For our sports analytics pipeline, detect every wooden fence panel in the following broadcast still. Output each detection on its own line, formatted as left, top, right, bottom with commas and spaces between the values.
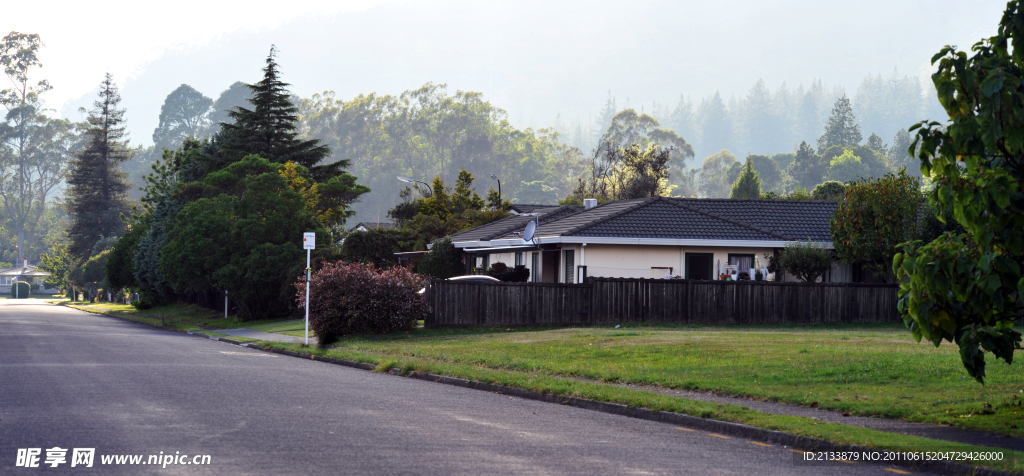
426, 278, 902, 327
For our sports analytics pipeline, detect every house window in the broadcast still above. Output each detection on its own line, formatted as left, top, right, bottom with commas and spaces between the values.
475, 254, 489, 274
531, 252, 539, 282
515, 252, 523, 266
564, 250, 575, 283
728, 254, 755, 278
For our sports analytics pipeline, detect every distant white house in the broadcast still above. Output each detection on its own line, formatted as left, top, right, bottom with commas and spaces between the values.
0, 263, 56, 294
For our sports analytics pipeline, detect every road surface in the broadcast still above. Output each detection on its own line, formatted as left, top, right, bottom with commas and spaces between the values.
0, 299, 932, 475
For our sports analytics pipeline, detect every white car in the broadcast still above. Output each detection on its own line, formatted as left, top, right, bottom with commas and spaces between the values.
418, 275, 501, 294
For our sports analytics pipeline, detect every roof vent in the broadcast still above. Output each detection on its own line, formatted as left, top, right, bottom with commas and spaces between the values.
584, 198, 598, 209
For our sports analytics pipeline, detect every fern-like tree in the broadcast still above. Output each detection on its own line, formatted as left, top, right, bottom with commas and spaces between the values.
66, 73, 133, 260
729, 158, 761, 199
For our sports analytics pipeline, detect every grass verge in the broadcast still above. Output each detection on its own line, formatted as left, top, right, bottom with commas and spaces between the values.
258, 339, 1023, 474
277, 324, 1024, 438
62, 302, 296, 332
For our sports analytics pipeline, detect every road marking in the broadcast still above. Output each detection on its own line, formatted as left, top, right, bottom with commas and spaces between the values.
788, 449, 807, 454
747, 441, 773, 447
883, 469, 911, 474
707, 433, 731, 439
674, 427, 696, 432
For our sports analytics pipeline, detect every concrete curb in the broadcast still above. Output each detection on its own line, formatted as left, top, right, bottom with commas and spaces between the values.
245, 342, 1018, 476
58, 304, 1020, 476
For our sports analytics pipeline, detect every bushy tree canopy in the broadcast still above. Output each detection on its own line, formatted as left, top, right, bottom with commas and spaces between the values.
894, 2, 1024, 382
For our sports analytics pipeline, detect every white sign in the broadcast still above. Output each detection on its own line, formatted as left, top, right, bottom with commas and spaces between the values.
303, 232, 316, 250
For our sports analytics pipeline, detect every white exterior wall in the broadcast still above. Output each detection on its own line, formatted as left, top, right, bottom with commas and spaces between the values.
574, 244, 683, 279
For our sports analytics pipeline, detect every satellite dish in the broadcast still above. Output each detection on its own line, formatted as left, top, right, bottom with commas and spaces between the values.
523, 221, 537, 241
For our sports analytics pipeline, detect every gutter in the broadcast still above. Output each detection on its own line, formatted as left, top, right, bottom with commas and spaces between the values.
454, 237, 832, 249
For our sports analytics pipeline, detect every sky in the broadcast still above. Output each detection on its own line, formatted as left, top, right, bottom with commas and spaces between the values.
2, 0, 1007, 146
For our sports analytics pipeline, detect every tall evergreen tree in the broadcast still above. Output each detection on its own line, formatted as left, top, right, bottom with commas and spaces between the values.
817, 95, 862, 153
787, 140, 826, 190
217, 46, 336, 181
66, 73, 133, 260
730, 158, 761, 199
699, 92, 732, 156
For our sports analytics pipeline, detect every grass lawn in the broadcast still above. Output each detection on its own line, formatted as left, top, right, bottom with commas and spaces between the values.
63, 302, 296, 332
262, 330, 1024, 474
280, 323, 1024, 439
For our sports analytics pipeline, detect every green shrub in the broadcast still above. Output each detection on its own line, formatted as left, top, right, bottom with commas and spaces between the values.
811, 181, 846, 201
298, 261, 428, 344
417, 236, 463, 279
10, 282, 30, 298
778, 240, 833, 283
487, 262, 530, 282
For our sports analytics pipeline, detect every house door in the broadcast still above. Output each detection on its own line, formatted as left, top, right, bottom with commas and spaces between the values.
685, 253, 713, 280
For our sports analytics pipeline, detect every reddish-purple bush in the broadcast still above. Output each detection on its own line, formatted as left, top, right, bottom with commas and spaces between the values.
296, 262, 428, 343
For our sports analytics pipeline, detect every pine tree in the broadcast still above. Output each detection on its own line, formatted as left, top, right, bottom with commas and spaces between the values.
787, 141, 826, 190
66, 73, 133, 260
730, 158, 761, 199
817, 95, 862, 153
217, 46, 336, 181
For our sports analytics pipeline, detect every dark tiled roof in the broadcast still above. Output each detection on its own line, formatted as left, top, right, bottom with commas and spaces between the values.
510, 204, 558, 214
455, 197, 837, 243
450, 205, 584, 242
671, 198, 837, 241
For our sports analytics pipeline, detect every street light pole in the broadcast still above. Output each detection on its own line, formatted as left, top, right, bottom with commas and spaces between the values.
397, 176, 433, 198
489, 174, 502, 208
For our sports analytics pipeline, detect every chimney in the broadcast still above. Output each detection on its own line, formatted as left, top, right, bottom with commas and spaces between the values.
584, 198, 598, 209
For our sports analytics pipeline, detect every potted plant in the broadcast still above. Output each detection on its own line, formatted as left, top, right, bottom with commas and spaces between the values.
754, 257, 763, 281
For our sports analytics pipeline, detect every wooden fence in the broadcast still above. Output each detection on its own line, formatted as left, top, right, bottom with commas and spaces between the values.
425, 277, 901, 327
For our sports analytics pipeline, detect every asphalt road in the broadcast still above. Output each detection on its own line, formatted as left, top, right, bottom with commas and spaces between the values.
0, 299, 935, 475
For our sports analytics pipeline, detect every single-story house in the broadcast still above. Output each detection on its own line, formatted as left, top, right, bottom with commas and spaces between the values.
447, 197, 852, 283
0, 263, 54, 294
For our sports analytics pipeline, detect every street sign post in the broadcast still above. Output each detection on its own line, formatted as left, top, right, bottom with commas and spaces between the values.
303, 232, 315, 345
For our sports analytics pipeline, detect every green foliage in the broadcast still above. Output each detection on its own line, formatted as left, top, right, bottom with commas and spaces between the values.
514, 180, 559, 204
486, 262, 530, 282
341, 227, 417, 268
160, 156, 325, 320
485, 187, 511, 211
817, 95, 862, 153
729, 158, 761, 199
153, 84, 212, 151
105, 222, 148, 290
300, 261, 428, 343
778, 240, 832, 283
825, 149, 870, 183
810, 181, 846, 201
66, 73, 133, 260
788, 141, 826, 191
134, 198, 181, 305
893, 2, 1024, 383
39, 242, 71, 292
218, 47, 335, 181
746, 155, 782, 192
10, 281, 29, 298
417, 236, 464, 279
698, 149, 739, 198
0, 32, 75, 266
831, 170, 920, 282
568, 143, 675, 201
